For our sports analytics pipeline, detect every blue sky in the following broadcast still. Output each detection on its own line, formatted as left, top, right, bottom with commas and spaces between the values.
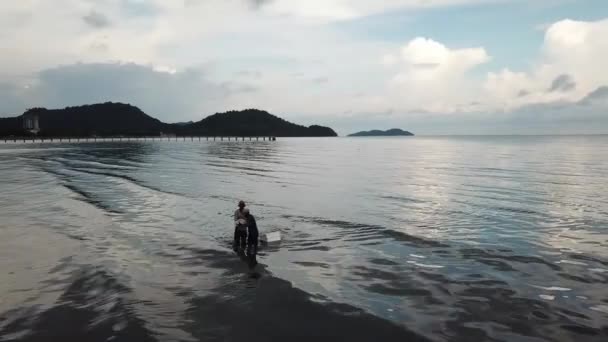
0, 0, 607, 134
336, 0, 606, 72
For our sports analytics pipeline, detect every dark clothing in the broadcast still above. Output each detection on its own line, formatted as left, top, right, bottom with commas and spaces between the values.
247, 214, 258, 246
246, 214, 259, 256
233, 227, 247, 250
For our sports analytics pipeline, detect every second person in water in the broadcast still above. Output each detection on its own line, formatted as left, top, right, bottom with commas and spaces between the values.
233, 200, 259, 255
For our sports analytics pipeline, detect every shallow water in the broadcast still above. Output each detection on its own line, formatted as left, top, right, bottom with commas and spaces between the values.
1, 136, 607, 342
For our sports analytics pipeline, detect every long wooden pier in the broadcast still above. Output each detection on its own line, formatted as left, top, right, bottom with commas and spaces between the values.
1, 136, 277, 144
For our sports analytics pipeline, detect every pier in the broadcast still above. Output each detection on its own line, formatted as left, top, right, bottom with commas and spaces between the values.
1, 136, 277, 144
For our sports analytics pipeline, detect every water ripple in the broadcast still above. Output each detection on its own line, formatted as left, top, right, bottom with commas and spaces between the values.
1, 137, 608, 342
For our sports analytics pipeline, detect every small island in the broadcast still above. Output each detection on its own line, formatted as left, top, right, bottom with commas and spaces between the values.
348, 128, 414, 137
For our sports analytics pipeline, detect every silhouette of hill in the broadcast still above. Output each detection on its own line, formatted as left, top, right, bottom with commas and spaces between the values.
174, 109, 337, 137
0, 117, 21, 136
0, 103, 337, 137
348, 128, 414, 137
29, 103, 167, 137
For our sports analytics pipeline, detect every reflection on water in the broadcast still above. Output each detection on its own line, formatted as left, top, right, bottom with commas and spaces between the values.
1, 136, 608, 342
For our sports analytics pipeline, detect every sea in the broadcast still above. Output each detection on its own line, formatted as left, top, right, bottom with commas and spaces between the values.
0, 136, 607, 342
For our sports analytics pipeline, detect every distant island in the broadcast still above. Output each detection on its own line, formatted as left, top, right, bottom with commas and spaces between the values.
348, 128, 414, 137
0, 102, 337, 137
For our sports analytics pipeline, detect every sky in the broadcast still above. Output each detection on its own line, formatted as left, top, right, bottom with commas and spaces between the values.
0, 0, 607, 135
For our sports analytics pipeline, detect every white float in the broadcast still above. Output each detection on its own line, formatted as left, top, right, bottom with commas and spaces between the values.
261, 231, 282, 243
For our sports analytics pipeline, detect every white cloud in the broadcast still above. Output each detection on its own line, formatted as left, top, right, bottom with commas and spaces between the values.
484, 18, 608, 110
395, 37, 490, 82
259, 0, 498, 21
379, 38, 490, 113
377, 17, 608, 116
0, 63, 240, 121
0, 1, 607, 134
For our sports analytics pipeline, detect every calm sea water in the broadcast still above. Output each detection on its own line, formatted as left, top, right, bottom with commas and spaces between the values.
1, 136, 607, 342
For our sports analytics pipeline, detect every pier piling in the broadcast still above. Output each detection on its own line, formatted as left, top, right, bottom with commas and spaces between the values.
1, 135, 277, 144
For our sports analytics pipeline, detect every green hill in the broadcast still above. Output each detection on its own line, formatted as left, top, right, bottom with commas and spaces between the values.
0, 103, 337, 137
348, 128, 414, 137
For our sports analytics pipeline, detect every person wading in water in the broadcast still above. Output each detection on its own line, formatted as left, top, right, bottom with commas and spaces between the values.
233, 200, 248, 251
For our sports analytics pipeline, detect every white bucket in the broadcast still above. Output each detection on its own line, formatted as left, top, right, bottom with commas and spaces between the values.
261, 231, 282, 243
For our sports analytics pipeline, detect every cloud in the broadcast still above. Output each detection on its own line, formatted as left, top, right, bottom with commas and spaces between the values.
0, 83, 27, 116
220, 81, 260, 94
236, 70, 263, 79
0, 1, 607, 134
397, 37, 490, 79
579, 86, 608, 105
257, 0, 498, 21
484, 18, 608, 110
322, 87, 608, 135
517, 90, 530, 98
249, 0, 273, 10
381, 37, 490, 113
12, 63, 244, 122
311, 76, 329, 84
548, 74, 576, 92
82, 10, 110, 28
